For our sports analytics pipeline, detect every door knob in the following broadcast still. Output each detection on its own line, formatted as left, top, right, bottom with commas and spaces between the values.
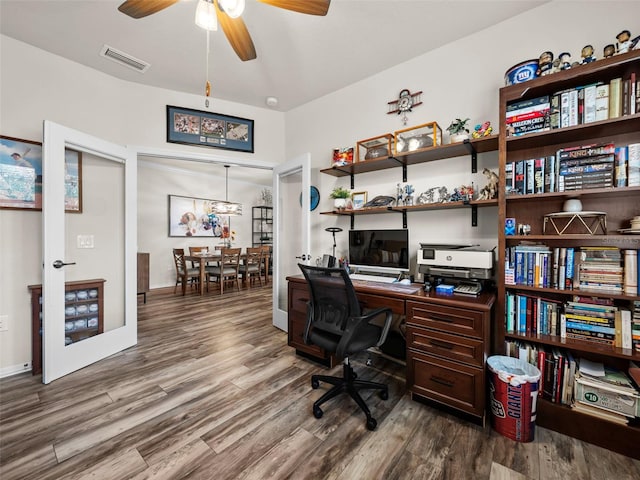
53, 260, 76, 269
295, 254, 308, 261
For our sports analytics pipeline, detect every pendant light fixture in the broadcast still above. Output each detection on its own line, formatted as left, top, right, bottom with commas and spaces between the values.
212, 165, 243, 216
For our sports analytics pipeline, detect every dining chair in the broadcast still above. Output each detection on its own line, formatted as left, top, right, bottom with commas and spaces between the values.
240, 247, 263, 287
188, 246, 212, 290
172, 248, 202, 295
208, 247, 241, 294
259, 244, 271, 283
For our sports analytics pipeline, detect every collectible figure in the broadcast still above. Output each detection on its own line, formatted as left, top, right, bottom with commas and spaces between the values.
472, 121, 493, 138
538, 51, 554, 75
477, 168, 499, 200
558, 52, 572, 70
616, 30, 631, 54
396, 183, 404, 206
580, 45, 596, 64
404, 184, 415, 206
551, 57, 561, 74
603, 44, 616, 58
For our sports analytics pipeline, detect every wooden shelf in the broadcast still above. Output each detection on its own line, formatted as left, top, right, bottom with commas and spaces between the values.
321, 199, 498, 216
505, 332, 640, 361
320, 135, 498, 177
504, 283, 640, 302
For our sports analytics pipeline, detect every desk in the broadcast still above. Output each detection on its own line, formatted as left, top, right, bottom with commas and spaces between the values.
186, 250, 270, 295
287, 275, 495, 423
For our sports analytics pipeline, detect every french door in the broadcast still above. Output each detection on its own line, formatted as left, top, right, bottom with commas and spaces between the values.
42, 121, 137, 383
272, 153, 311, 331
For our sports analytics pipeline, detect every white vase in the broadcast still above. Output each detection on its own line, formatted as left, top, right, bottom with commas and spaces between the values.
450, 133, 469, 144
333, 198, 347, 210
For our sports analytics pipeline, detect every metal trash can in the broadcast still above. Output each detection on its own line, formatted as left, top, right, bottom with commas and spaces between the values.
488, 355, 541, 442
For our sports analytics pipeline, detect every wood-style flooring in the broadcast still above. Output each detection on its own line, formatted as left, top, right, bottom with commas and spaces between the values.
1, 285, 639, 479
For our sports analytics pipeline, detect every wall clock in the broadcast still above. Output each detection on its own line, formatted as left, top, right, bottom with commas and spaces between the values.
299, 186, 320, 211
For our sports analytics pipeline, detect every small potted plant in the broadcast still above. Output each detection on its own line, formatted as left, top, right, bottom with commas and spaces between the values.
446, 118, 470, 143
329, 186, 351, 210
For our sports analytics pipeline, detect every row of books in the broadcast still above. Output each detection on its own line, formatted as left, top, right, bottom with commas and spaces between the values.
504, 245, 639, 296
505, 292, 635, 348
504, 344, 640, 422
505, 72, 640, 137
505, 142, 640, 194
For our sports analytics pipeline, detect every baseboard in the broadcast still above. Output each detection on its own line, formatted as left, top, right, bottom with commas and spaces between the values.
0, 361, 32, 379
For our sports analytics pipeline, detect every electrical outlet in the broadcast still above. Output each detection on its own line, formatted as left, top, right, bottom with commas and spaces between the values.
0, 315, 8, 332
77, 234, 94, 249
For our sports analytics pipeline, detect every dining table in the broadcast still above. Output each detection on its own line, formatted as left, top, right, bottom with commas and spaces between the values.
185, 249, 270, 295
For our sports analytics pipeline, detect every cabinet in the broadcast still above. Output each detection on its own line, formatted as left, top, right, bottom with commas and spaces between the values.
28, 279, 105, 375
287, 276, 494, 422
137, 252, 149, 303
320, 136, 498, 228
497, 50, 640, 458
252, 206, 273, 246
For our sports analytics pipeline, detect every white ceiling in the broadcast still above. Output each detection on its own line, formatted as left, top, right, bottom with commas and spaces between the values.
0, 0, 549, 112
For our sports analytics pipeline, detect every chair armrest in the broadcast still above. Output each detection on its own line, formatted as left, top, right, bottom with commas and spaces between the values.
336, 307, 393, 359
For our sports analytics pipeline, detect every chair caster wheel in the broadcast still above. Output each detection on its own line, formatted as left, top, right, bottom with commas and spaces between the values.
311, 379, 319, 389
379, 390, 389, 400
366, 417, 377, 431
313, 406, 323, 419
351, 372, 358, 380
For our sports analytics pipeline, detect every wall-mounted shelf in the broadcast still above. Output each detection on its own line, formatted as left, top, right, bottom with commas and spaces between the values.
320, 198, 498, 229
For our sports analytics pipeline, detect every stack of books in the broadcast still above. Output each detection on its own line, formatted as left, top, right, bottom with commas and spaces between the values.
505, 95, 550, 137
634, 301, 640, 352
576, 247, 623, 294
557, 142, 615, 191
562, 296, 618, 345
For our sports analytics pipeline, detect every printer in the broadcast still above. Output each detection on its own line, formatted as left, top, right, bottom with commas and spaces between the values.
417, 244, 495, 294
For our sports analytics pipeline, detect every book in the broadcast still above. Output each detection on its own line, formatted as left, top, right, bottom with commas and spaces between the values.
615, 147, 628, 187
557, 142, 615, 160
624, 250, 638, 296
582, 83, 598, 123
628, 143, 640, 187
595, 83, 609, 120
609, 77, 622, 119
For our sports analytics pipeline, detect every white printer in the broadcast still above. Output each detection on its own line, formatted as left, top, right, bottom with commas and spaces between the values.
418, 244, 495, 294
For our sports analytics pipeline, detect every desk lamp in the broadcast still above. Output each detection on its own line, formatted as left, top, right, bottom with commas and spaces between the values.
325, 227, 343, 259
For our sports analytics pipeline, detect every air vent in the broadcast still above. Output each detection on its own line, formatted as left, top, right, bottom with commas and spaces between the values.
100, 44, 150, 73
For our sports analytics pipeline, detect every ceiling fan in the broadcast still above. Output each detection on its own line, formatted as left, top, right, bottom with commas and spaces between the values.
117, 0, 331, 61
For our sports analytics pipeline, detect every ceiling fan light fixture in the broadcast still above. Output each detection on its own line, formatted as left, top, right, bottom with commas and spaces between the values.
218, 0, 245, 18
195, 0, 218, 31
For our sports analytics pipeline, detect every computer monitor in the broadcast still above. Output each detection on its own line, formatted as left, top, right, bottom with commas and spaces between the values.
348, 229, 409, 274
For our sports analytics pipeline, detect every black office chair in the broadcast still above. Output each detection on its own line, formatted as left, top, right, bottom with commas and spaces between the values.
298, 263, 393, 430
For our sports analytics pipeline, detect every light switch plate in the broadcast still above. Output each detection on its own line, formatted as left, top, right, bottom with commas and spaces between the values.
77, 235, 94, 248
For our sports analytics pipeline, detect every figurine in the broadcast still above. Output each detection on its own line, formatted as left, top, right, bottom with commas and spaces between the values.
538, 51, 554, 75
404, 184, 415, 206
616, 30, 632, 54
580, 44, 596, 64
477, 168, 499, 200
558, 52, 572, 70
396, 183, 405, 206
551, 57, 561, 74
603, 44, 616, 58
472, 121, 493, 138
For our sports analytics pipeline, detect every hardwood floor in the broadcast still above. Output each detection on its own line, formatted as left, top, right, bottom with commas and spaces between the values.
1, 285, 639, 479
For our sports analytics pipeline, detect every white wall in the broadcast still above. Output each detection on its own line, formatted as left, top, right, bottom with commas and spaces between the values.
285, 1, 639, 268
0, 35, 285, 375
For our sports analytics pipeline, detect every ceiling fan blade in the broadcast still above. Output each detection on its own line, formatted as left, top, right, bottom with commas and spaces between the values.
257, 0, 330, 16
118, 0, 179, 19
215, 0, 257, 61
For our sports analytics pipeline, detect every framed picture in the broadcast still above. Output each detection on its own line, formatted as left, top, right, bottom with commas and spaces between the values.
0, 135, 82, 212
166, 105, 254, 153
352, 191, 368, 210
168, 194, 236, 238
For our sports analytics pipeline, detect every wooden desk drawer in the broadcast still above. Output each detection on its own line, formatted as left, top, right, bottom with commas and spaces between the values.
289, 285, 310, 315
289, 315, 324, 357
407, 350, 484, 417
406, 325, 484, 367
407, 301, 484, 338
357, 293, 404, 315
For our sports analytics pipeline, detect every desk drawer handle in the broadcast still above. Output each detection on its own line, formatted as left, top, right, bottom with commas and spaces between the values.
429, 315, 453, 323
430, 376, 454, 388
430, 339, 453, 350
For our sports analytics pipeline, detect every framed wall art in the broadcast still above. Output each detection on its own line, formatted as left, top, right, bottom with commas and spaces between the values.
168, 194, 236, 238
0, 135, 82, 212
166, 105, 254, 153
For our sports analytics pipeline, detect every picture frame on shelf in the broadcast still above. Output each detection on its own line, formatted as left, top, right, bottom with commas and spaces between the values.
166, 105, 254, 153
332, 147, 354, 167
0, 135, 83, 212
351, 191, 367, 210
